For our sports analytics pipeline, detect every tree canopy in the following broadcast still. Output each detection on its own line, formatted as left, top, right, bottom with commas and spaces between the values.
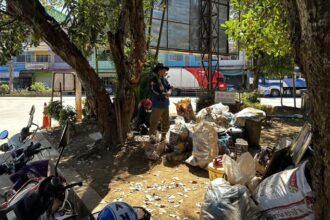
224, 0, 292, 59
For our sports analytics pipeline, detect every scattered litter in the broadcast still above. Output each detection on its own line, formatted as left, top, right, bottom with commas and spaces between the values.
129, 182, 144, 191
168, 195, 176, 200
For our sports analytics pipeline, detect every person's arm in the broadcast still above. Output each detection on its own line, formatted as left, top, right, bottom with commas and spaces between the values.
165, 79, 173, 97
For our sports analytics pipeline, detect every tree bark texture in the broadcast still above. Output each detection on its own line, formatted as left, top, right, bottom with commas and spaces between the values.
108, 0, 146, 139
284, 0, 330, 219
7, 0, 119, 145
252, 57, 262, 90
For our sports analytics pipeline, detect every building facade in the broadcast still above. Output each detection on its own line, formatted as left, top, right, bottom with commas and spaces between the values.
0, 43, 117, 90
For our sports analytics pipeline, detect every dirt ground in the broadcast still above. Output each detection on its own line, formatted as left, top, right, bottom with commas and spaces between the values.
42, 108, 305, 220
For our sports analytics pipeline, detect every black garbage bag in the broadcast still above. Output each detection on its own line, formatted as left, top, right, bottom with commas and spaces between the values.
200, 179, 263, 220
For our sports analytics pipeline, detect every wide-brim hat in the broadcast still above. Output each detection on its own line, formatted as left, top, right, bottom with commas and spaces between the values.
153, 63, 169, 73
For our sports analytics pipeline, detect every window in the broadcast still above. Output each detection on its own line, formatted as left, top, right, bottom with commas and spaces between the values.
25, 53, 32, 62
195, 56, 201, 62
168, 55, 183, 62
36, 55, 49, 62
16, 54, 25, 62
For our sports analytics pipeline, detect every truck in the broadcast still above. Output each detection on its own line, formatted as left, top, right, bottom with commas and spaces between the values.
257, 78, 307, 97
166, 67, 227, 96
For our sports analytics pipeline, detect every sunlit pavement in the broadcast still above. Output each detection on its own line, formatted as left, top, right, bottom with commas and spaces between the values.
259, 97, 301, 108
0, 96, 300, 139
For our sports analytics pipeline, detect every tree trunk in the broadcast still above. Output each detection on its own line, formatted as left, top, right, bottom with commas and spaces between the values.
8, 59, 14, 93
108, 0, 146, 140
284, 0, 330, 219
279, 75, 283, 106
252, 57, 261, 90
7, 0, 119, 145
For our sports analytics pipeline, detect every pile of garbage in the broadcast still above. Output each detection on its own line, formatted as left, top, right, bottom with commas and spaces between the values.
164, 101, 266, 166
138, 99, 314, 219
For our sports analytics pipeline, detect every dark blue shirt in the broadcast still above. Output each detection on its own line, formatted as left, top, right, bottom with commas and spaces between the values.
150, 74, 172, 108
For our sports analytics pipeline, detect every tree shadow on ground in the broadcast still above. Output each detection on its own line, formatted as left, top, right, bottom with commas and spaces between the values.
43, 125, 162, 197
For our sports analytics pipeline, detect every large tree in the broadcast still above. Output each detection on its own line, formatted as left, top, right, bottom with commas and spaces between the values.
224, 0, 293, 89
284, 0, 330, 218
2, 0, 146, 146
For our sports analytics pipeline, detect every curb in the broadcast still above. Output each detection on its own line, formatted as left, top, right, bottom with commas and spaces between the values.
34, 133, 106, 219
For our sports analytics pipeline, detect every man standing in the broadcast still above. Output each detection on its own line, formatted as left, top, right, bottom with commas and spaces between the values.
149, 63, 172, 141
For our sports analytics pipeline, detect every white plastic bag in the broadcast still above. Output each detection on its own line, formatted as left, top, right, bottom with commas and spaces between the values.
185, 121, 218, 169
166, 116, 188, 146
223, 153, 256, 185
232, 107, 266, 127
253, 161, 314, 220
196, 103, 231, 127
200, 178, 262, 220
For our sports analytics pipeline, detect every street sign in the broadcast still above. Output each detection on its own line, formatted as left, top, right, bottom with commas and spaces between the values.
215, 91, 236, 104
53, 72, 75, 92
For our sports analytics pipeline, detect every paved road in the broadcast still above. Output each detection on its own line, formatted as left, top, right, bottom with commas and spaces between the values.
0, 97, 76, 138
259, 97, 302, 108
0, 96, 192, 137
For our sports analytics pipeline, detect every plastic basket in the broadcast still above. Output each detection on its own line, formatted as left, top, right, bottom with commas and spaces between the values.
208, 162, 225, 181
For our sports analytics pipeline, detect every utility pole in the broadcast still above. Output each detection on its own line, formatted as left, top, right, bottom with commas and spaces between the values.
155, 0, 167, 61
200, 0, 222, 91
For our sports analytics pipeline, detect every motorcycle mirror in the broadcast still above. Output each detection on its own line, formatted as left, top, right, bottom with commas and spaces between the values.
0, 130, 8, 140
54, 121, 70, 176
27, 105, 35, 128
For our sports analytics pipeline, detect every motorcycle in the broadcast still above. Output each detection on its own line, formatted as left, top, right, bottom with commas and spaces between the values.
0, 142, 51, 198
0, 121, 82, 220
0, 105, 40, 152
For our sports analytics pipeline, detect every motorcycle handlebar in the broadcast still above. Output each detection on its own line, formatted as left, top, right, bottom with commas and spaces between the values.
23, 143, 44, 157
65, 181, 83, 190
45, 177, 82, 195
